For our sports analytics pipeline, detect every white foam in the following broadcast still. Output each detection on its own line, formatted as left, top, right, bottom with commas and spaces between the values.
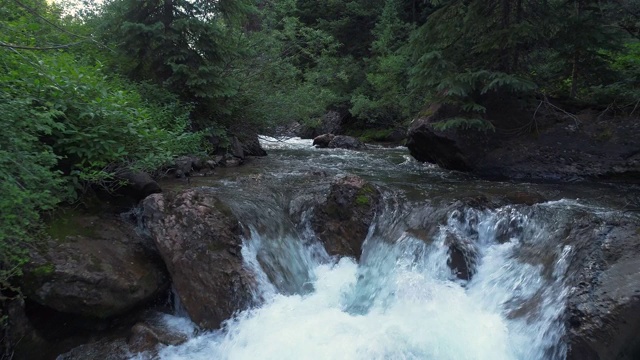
153, 207, 569, 360
258, 136, 313, 150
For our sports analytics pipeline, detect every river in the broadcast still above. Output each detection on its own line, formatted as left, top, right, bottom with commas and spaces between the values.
141, 137, 638, 360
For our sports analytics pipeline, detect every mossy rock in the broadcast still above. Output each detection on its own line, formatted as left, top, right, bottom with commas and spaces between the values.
23, 215, 169, 319
312, 175, 382, 259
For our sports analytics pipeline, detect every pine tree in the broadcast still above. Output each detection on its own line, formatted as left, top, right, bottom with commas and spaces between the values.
102, 0, 253, 124
407, 0, 631, 129
350, 0, 417, 127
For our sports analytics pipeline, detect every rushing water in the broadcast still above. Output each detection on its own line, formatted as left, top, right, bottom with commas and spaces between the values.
140, 137, 637, 360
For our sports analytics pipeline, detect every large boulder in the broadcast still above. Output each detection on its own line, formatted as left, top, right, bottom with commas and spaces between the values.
141, 188, 255, 329
230, 136, 246, 159
312, 134, 335, 148
239, 134, 268, 157
444, 230, 478, 281
127, 320, 189, 354
565, 216, 640, 359
113, 170, 162, 202
311, 175, 381, 259
406, 104, 499, 171
230, 124, 267, 157
407, 103, 640, 182
206, 123, 267, 157
54, 313, 193, 360
328, 135, 366, 150
313, 134, 367, 150
57, 339, 130, 360
22, 215, 169, 319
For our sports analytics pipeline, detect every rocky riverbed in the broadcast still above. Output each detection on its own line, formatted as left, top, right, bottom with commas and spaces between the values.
6, 137, 639, 360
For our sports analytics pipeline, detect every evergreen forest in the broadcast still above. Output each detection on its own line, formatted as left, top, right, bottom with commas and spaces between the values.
1, 0, 639, 302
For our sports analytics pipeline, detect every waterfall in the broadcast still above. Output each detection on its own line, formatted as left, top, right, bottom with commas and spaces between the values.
151, 200, 572, 360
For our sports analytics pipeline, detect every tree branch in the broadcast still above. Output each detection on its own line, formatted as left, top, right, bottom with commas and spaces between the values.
12, 0, 88, 39
0, 40, 86, 50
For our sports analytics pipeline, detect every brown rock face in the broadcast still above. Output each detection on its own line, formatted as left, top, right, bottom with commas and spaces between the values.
312, 175, 381, 259
22, 216, 169, 319
142, 188, 255, 329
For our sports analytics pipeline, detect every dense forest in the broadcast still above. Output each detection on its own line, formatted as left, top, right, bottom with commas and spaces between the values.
1, 0, 639, 308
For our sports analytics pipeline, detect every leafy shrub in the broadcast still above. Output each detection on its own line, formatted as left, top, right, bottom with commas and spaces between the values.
0, 46, 202, 296
0, 94, 66, 295
2, 51, 203, 190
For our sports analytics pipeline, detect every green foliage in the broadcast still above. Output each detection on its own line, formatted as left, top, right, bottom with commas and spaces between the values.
216, 0, 344, 131
355, 195, 371, 206
296, 0, 383, 59
0, 93, 65, 295
98, 0, 254, 126
0, 0, 205, 296
2, 51, 202, 186
586, 41, 640, 105
350, 128, 395, 143
407, 0, 635, 129
350, 0, 418, 127
0, 0, 67, 294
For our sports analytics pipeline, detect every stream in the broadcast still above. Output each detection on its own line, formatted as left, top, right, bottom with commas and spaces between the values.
140, 137, 638, 360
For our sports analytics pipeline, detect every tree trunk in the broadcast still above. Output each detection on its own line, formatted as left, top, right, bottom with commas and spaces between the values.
513, 0, 523, 70
570, 0, 581, 98
500, 0, 512, 72
570, 52, 579, 98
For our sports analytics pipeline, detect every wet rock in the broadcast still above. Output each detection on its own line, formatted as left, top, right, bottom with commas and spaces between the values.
565, 217, 640, 359
406, 104, 484, 171
230, 124, 267, 157
57, 338, 129, 360
22, 215, 169, 319
174, 155, 202, 176
141, 189, 255, 329
113, 170, 162, 202
312, 134, 335, 148
222, 155, 243, 167
444, 230, 478, 281
494, 215, 526, 244
230, 136, 245, 160
240, 134, 268, 157
127, 320, 189, 355
312, 175, 381, 259
274, 122, 303, 138
328, 135, 366, 150
205, 159, 218, 169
